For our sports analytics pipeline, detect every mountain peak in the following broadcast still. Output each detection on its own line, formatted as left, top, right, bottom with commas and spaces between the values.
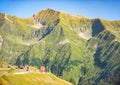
43, 8, 58, 12
33, 8, 60, 25
36, 8, 59, 16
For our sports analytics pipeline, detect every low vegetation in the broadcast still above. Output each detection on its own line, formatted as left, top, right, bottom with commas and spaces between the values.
0, 8, 120, 85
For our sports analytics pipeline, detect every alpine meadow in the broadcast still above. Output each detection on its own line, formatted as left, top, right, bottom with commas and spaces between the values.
0, 8, 120, 85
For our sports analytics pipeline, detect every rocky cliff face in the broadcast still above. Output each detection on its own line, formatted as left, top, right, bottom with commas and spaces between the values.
0, 9, 120, 85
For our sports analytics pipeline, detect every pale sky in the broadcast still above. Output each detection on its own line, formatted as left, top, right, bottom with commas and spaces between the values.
0, 0, 120, 21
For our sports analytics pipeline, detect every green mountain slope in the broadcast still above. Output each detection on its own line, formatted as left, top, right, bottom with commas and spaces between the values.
0, 8, 120, 85
0, 73, 72, 85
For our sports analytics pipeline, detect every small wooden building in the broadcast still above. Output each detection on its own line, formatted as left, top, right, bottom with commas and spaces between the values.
39, 66, 45, 73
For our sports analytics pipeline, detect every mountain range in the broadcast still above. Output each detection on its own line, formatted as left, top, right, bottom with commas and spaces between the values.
0, 8, 120, 85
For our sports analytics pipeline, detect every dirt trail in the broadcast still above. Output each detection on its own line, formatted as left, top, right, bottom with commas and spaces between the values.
14, 71, 48, 74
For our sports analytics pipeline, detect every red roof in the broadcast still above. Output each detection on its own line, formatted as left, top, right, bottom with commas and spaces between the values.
39, 66, 45, 73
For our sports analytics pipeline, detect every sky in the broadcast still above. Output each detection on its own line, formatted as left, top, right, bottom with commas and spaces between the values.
0, 0, 120, 21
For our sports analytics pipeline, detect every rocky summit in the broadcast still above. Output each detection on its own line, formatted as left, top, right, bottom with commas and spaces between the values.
0, 8, 120, 85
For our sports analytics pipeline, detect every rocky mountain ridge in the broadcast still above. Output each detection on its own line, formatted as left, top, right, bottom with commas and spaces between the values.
0, 8, 120, 85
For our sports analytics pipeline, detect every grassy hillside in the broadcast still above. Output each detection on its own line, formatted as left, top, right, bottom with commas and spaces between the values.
0, 8, 120, 85
0, 73, 72, 85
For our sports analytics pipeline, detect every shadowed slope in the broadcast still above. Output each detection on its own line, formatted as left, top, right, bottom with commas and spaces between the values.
0, 9, 120, 85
